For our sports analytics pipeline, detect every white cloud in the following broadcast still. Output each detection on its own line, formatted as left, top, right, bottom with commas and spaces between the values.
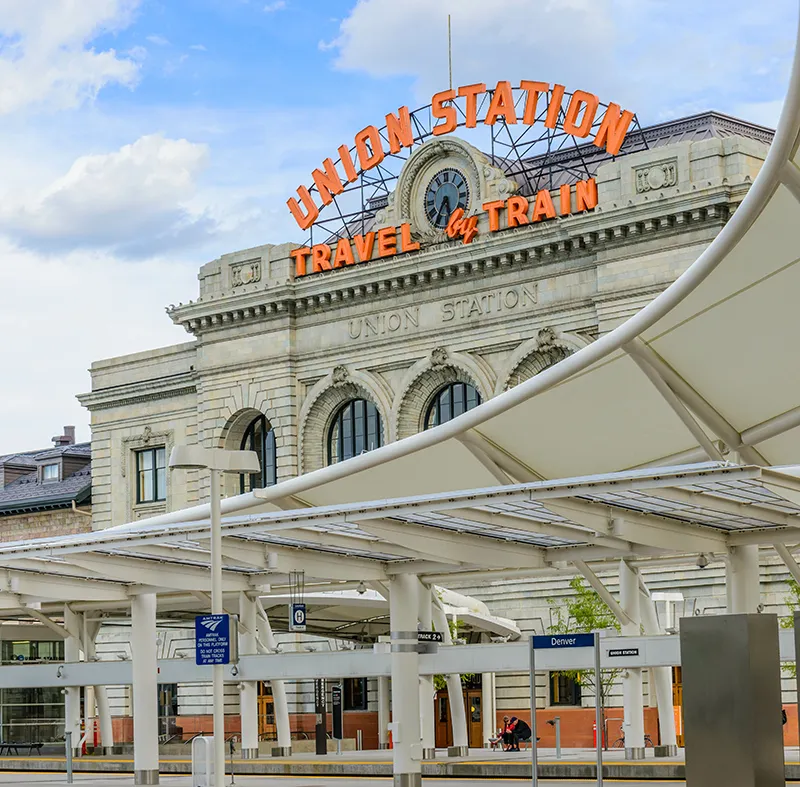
0, 134, 215, 256
0, 241, 196, 453
146, 34, 169, 46
327, 0, 796, 122
264, 1, 287, 12
0, 0, 142, 114
190, 44, 207, 51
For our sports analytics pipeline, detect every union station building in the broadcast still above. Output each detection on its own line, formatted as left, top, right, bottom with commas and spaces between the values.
71, 102, 796, 748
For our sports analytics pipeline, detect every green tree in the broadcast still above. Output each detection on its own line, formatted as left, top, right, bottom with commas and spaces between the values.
547, 577, 623, 744
779, 578, 800, 677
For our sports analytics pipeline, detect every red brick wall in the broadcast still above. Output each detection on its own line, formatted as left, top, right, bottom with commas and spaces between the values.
496, 707, 660, 748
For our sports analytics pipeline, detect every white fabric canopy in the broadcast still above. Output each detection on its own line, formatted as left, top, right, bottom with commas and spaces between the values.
131, 15, 800, 528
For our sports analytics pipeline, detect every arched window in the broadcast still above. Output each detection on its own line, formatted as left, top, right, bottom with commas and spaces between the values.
327, 399, 383, 465
425, 382, 481, 429
240, 414, 277, 493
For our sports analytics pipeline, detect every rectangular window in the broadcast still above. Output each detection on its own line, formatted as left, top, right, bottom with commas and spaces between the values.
136, 447, 167, 503
549, 671, 581, 706
42, 464, 59, 481
343, 678, 368, 711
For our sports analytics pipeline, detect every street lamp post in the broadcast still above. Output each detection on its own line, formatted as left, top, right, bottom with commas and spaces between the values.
169, 446, 260, 787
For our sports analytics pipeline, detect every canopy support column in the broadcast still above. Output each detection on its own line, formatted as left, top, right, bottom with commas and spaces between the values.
238, 592, 259, 759
482, 669, 496, 748
131, 593, 159, 785
85, 616, 116, 755
255, 600, 291, 756
378, 677, 391, 749
727, 545, 761, 613
619, 559, 645, 760
418, 580, 436, 759
389, 574, 422, 787
63, 605, 82, 757
432, 596, 469, 756
638, 581, 678, 756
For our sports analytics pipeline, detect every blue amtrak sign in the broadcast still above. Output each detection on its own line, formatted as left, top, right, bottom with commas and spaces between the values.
195, 614, 234, 665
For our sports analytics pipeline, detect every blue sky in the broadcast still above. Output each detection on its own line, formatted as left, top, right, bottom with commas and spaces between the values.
0, 0, 796, 451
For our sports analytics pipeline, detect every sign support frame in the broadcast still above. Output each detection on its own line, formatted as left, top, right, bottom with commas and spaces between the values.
529, 632, 603, 787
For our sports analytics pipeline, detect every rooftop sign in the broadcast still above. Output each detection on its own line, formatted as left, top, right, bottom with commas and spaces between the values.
287, 80, 635, 231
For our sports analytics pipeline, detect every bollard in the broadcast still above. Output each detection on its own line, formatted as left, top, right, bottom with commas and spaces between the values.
65, 731, 73, 784
555, 717, 561, 760
229, 736, 236, 785
356, 729, 363, 751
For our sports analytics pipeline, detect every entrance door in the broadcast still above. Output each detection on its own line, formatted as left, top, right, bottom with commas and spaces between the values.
258, 682, 276, 740
672, 667, 684, 747
465, 689, 482, 748
434, 688, 484, 749
435, 692, 451, 748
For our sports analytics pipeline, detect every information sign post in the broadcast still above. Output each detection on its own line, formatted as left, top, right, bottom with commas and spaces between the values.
332, 683, 343, 755
529, 633, 602, 787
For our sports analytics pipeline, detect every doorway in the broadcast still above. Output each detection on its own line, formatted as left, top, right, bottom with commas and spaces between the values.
257, 682, 276, 740
434, 677, 483, 748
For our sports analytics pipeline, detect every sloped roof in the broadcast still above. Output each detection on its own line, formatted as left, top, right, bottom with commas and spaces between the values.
0, 443, 91, 515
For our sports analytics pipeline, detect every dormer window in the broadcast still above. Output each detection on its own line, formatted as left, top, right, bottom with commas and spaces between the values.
42, 464, 59, 482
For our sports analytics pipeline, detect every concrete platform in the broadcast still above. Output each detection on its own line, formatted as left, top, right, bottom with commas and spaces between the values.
0, 747, 796, 781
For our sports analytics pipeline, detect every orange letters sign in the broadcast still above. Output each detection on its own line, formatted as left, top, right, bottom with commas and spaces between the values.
287, 81, 633, 231
294, 179, 598, 276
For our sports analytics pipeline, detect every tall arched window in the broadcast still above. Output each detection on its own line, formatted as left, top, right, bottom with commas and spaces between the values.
240, 414, 277, 493
425, 382, 481, 429
327, 399, 383, 465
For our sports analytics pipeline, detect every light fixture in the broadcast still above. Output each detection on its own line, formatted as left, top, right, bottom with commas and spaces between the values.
357, 580, 366, 595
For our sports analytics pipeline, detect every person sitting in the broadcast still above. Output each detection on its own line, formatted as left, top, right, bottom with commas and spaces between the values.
501, 715, 519, 751
514, 717, 532, 748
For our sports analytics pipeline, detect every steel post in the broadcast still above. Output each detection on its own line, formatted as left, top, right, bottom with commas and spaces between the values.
131, 593, 159, 785
210, 468, 225, 787
619, 560, 645, 760
389, 574, 422, 787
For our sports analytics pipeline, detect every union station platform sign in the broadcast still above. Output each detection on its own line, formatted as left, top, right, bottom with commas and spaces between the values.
287, 80, 637, 278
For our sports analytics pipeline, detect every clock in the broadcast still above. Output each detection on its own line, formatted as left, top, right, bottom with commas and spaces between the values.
424, 168, 469, 229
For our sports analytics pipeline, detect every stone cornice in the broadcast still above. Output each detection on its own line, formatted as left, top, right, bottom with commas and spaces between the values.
168, 184, 741, 338
78, 372, 197, 411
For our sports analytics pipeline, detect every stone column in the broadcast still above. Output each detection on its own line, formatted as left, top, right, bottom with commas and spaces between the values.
619, 560, 645, 760
238, 593, 259, 759
131, 594, 159, 785
418, 581, 436, 759
389, 574, 422, 787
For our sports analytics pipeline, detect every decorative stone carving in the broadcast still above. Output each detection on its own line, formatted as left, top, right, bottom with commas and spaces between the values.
536, 327, 558, 352
120, 428, 173, 478
635, 160, 678, 193
231, 259, 261, 287
430, 347, 449, 368
332, 365, 349, 386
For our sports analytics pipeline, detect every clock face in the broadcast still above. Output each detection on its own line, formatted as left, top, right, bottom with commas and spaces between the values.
424, 168, 469, 229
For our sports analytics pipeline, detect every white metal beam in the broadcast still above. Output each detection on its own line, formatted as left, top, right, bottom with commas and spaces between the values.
357, 519, 545, 569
